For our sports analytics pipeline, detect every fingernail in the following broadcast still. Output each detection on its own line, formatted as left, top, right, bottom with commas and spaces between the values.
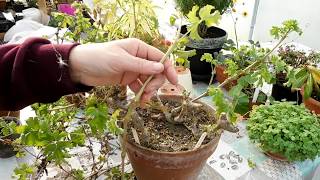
152, 63, 163, 72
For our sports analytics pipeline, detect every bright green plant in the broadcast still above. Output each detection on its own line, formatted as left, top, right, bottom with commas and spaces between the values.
51, 2, 108, 44
12, 96, 124, 179
175, 0, 233, 16
282, 46, 320, 100
247, 102, 320, 162
175, 0, 233, 38
192, 19, 302, 122
94, 0, 161, 45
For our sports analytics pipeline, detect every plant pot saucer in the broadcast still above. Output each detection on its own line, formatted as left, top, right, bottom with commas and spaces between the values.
264, 151, 288, 162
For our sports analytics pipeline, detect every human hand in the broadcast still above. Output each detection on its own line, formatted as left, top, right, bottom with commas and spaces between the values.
69, 38, 178, 101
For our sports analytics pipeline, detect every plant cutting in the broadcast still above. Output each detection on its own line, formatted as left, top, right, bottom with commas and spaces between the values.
174, 0, 233, 81
0, 116, 20, 158
247, 102, 320, 162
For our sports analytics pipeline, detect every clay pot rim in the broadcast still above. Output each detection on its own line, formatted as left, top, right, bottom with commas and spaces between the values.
264, 151, 288, 162
300, 86, 320, 106
127, 94, 222, 155
175, 66, 191, 74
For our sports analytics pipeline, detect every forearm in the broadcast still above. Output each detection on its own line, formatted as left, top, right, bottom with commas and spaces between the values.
0, 38, 91, 111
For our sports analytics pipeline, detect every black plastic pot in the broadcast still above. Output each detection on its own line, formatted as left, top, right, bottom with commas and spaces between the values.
181, 25, 227, 81
271, 83, 302, 104
0, 117, 20, 158
13, 4, 27, 12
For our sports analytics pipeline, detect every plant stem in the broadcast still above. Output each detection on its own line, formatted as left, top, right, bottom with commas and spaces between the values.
191, 31, 290, 102
48, 104, 75, 111
208, 64, 215, 87
231, 13, 239, 49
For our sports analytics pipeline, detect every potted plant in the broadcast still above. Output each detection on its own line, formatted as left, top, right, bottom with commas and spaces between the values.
284, 51, 320, 114
0, 116, 20, 158
174, 0, 233, 81
247, 102, 320, 162
272, 45, 307, 103
13, 0, 26, 12
10, 3, 302, 179
121, 18, 301, 180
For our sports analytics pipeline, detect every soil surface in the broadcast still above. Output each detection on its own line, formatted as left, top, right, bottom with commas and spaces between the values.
128, 99, 218, 152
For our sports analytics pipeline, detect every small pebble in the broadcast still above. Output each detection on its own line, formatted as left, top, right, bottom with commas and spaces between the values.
219, 154, 225, 159
231, 165, 239, 170
209, 160, 216, 165
229, 151, 235, 156
229, 159, 237, 164
220, 162, 226, 168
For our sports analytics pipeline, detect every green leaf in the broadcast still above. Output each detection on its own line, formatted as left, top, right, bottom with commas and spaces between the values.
169, 15, 176, 26
233, 92, 250, 115
200, 53, 217, 65
198, 5, 221, 27
304, 74, 313, 99
107, 110, 123, 136
187, 5, 200, 24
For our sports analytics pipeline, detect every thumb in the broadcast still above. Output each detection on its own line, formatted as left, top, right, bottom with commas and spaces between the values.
124, 56, 164, 75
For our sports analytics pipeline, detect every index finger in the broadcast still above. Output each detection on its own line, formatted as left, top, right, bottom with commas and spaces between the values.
122, 38, 178, 85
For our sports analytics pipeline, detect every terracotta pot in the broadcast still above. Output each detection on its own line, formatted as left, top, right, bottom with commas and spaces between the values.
264, 151, 288, 162
0, 111, 20, 119
0, 117, 20, 158
300, 87, 320, 115
159, 83, 185, 96
215, 65, 237, 91
126, 95, 222, 180
0, 0, 6, 11
175, 67, 193, 94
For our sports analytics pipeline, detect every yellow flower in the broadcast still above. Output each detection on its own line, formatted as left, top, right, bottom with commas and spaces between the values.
242, 11, 248, 17
233, 0, 238, 3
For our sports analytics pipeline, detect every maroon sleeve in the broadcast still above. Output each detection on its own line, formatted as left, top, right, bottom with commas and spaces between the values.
0, 38, 92, 111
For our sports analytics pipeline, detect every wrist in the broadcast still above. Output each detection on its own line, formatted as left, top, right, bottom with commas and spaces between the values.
69, 45, 83, 84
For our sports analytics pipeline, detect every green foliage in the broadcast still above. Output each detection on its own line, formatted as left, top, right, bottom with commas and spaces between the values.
174, 49, 197, 68
175, 0, 233, 16
208, 87, 237, 124
285, 65, 320, 100
13, 95, 124, 179
98, 0, 161, 44
270, 19, 302, 40
85, 96, 110, 134
13, 163, 35, 180
206, 19, 302, 119
186, 5, 221, 40
247, 102, 320, 162
201, 53, 218, 65
0, 118, 18, 137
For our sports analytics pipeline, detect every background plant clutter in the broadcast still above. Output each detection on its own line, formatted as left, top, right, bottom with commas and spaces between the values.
2, 1, 320, 180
